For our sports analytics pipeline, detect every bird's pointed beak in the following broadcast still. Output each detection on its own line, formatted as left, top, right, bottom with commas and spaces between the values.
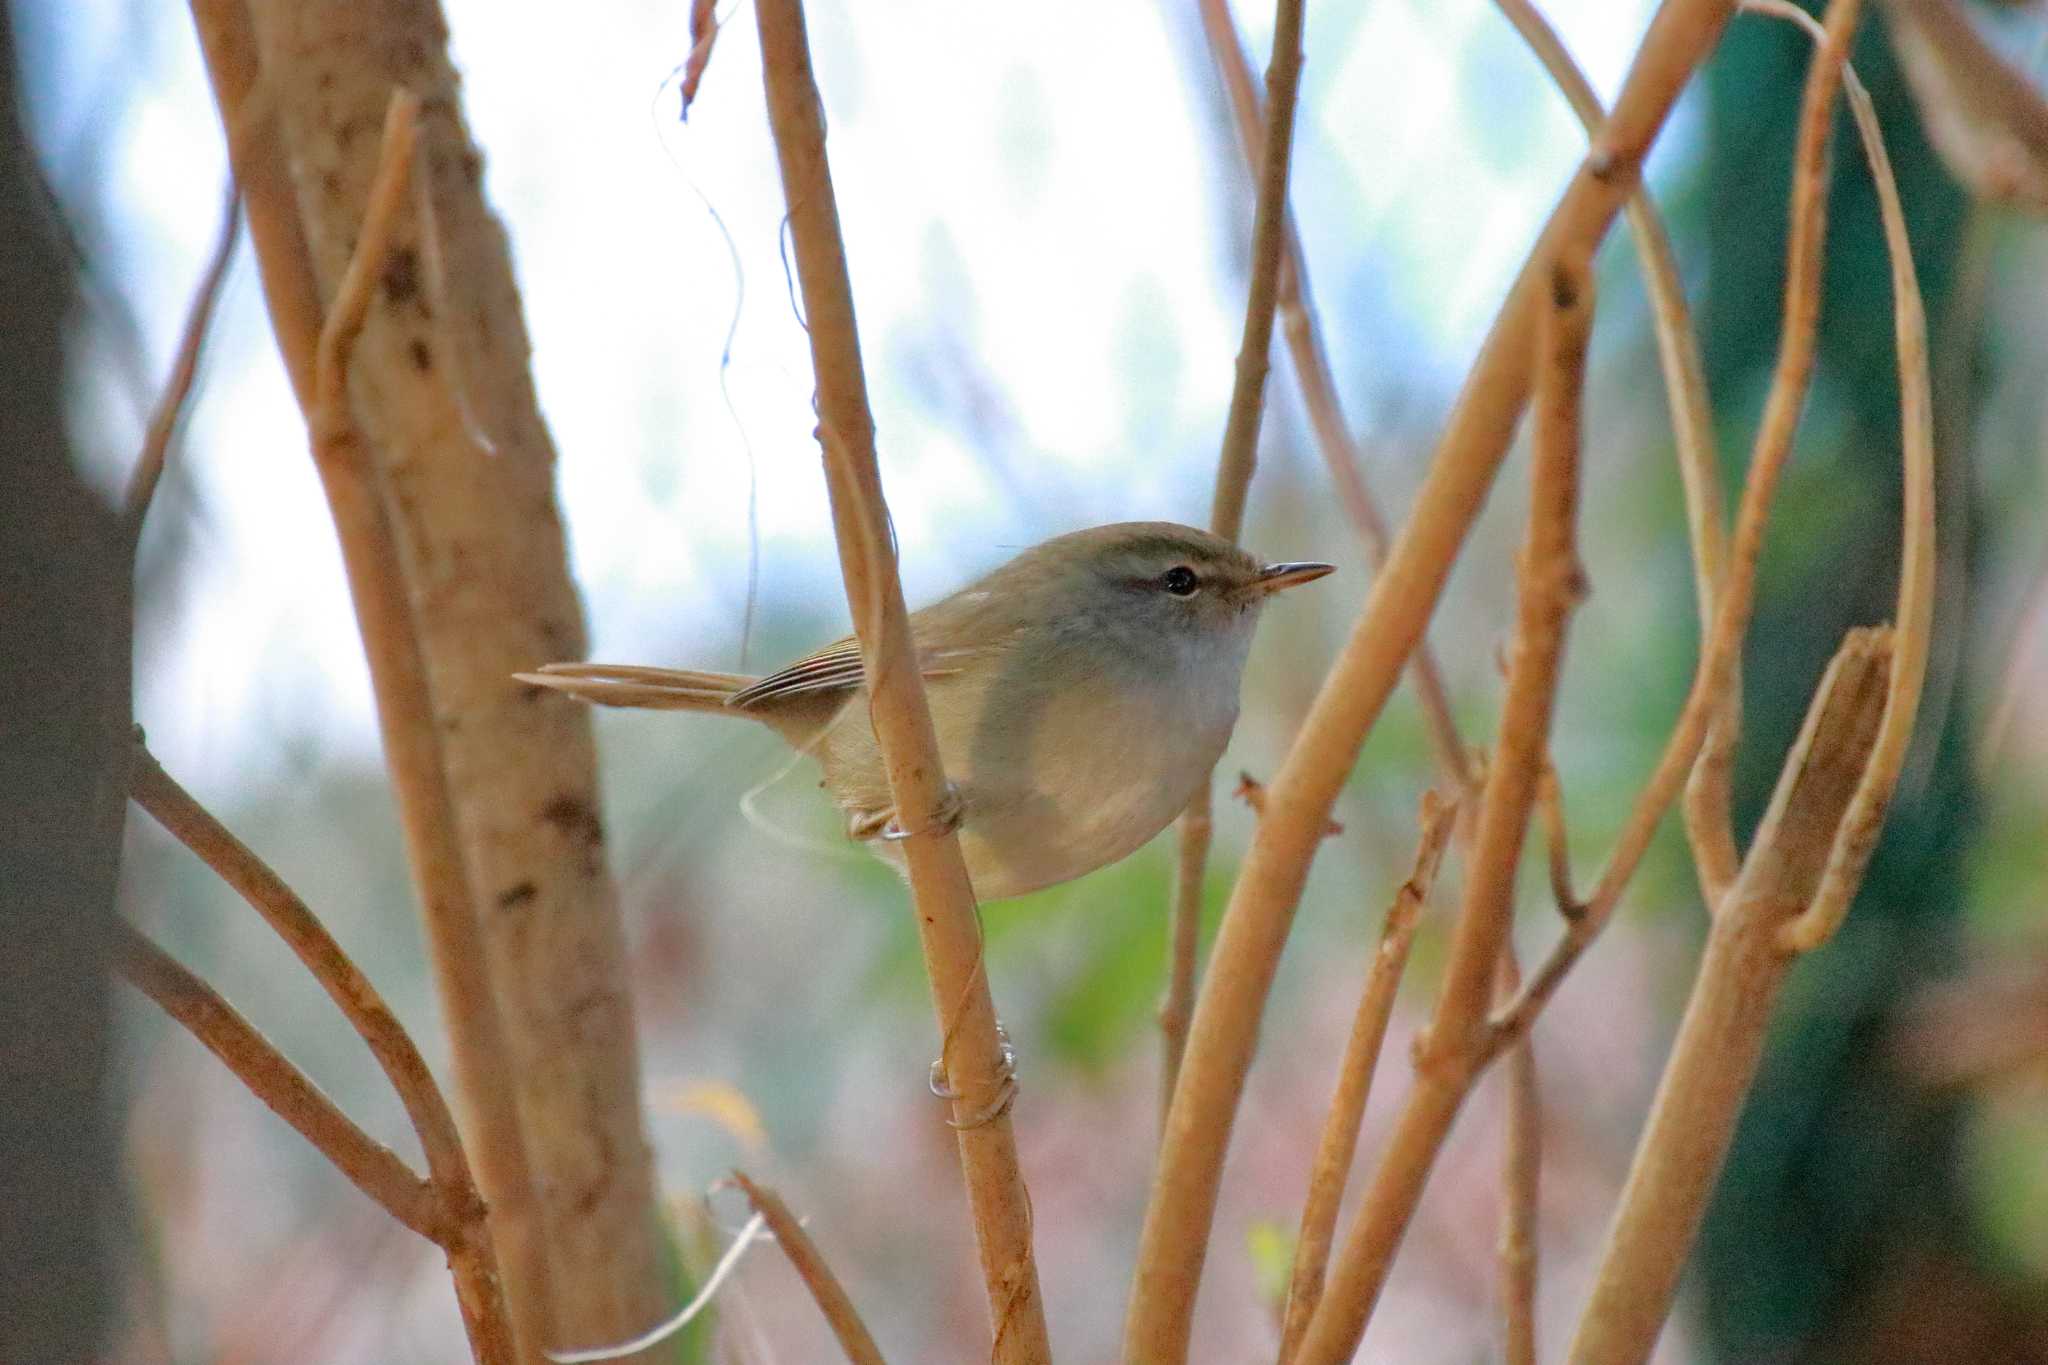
1254, 561, 1336, 596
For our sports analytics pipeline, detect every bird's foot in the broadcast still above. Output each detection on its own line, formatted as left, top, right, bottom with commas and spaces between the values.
928, 1020, 1017, 1129
881, 781, 965, 842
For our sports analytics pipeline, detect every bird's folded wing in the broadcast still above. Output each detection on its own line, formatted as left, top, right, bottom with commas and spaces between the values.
726, 638, 967, 709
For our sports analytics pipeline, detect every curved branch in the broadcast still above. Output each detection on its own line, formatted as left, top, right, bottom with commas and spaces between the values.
1565, 628, 1894, 1362
1764, 0, 1936, 952
1493, 0, 1862, 1044
1485, 0, 1740, 908
116, 924, 443, 1243
129, 745, 483, 1234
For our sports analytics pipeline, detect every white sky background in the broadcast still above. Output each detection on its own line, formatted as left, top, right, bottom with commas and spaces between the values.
23, 0, 1662, 802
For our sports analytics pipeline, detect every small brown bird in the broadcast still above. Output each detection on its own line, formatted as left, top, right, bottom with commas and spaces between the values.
519, 521, 1332, 900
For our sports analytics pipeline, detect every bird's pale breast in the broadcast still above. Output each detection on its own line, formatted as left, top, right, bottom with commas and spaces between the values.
856, 610, 1253, 900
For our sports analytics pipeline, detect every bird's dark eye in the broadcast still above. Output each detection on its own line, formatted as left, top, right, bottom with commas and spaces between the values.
1162, 565, 1200, 597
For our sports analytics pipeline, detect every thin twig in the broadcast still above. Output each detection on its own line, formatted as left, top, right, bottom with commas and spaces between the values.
116, 923, 443, 1243
128, 745, 491, 1245
1569, 0, 1935, 1347
1496, 950, 1541, 1365
1290, 242, 1595, 1365
1535, 761, 1581, 916
1275, 791, 1454, 1365
751, 3, 1049, 1359
1207, 0, 1306, 546
123, 179, 240, 545
1162, 0, 1311, 1133
1123, 6, 1733, 1355
189, 0, 323, 408
1760, 0, 1936, 953
1484, 0, 1740, 910
1161, 793, 1210, 1131
1565, 629, 1894, 1363
1194, 0, 1473, 791
730, 1172, 887, 1365
1492, 0, 1862, 1044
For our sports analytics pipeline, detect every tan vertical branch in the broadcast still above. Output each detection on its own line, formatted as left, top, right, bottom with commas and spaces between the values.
1161, 0, 1310, 1130
1194, 0, 1472, 790
751, 1, 1050, 1360
1496, 0, 1867, 1041
1497, 950, 1541, 1365
1161, 803, 1210, 1130
1565, 7, 1931, 1353
1565, 631, 1894, 1364
1485, 0, 1739, 905
188, 0, 322, 407
1275, 792, 1453, 1364
1290, 247, 1595, 1365
208, 0, 673, 1356
1122, 6, 1732, 1357
302, 90, 555, 1362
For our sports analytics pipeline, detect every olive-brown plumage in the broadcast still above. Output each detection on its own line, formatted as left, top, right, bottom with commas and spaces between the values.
517, 522, 1332, 899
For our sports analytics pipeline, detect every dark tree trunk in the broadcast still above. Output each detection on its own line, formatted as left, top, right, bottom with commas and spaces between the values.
0, 10, 133, 1360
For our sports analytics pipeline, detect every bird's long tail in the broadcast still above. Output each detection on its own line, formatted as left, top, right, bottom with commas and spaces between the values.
514, 662, 756, 713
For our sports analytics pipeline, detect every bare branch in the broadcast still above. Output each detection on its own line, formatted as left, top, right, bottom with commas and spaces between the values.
1276, 791, 1454, 1364
1493, 0, 1863, 1040
1496, 951, 1541, 1365
1288, 241, 1596, 1365
1759, 0, 1936, 953
752, 3, 1048, 1357
116, 923, 443, 1244
313, 92, 420, 423
1485, 0, 1741, 909
1195, 0, 1473, 792
1566, 628, 1894, 1362
1160, 792, 1210, 1132
299, 88, 553, 1361
243, 1, 674, 1343
1124, 7, 1733, 1354
1208, 0, 1306, 545
730, 1172, 887, 1365
1162, 0, 1311, 1131
1232, 772, 1343, 835
188, 0, 322, 408
127, 747, 483, 1224
123, 179, 240, 544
